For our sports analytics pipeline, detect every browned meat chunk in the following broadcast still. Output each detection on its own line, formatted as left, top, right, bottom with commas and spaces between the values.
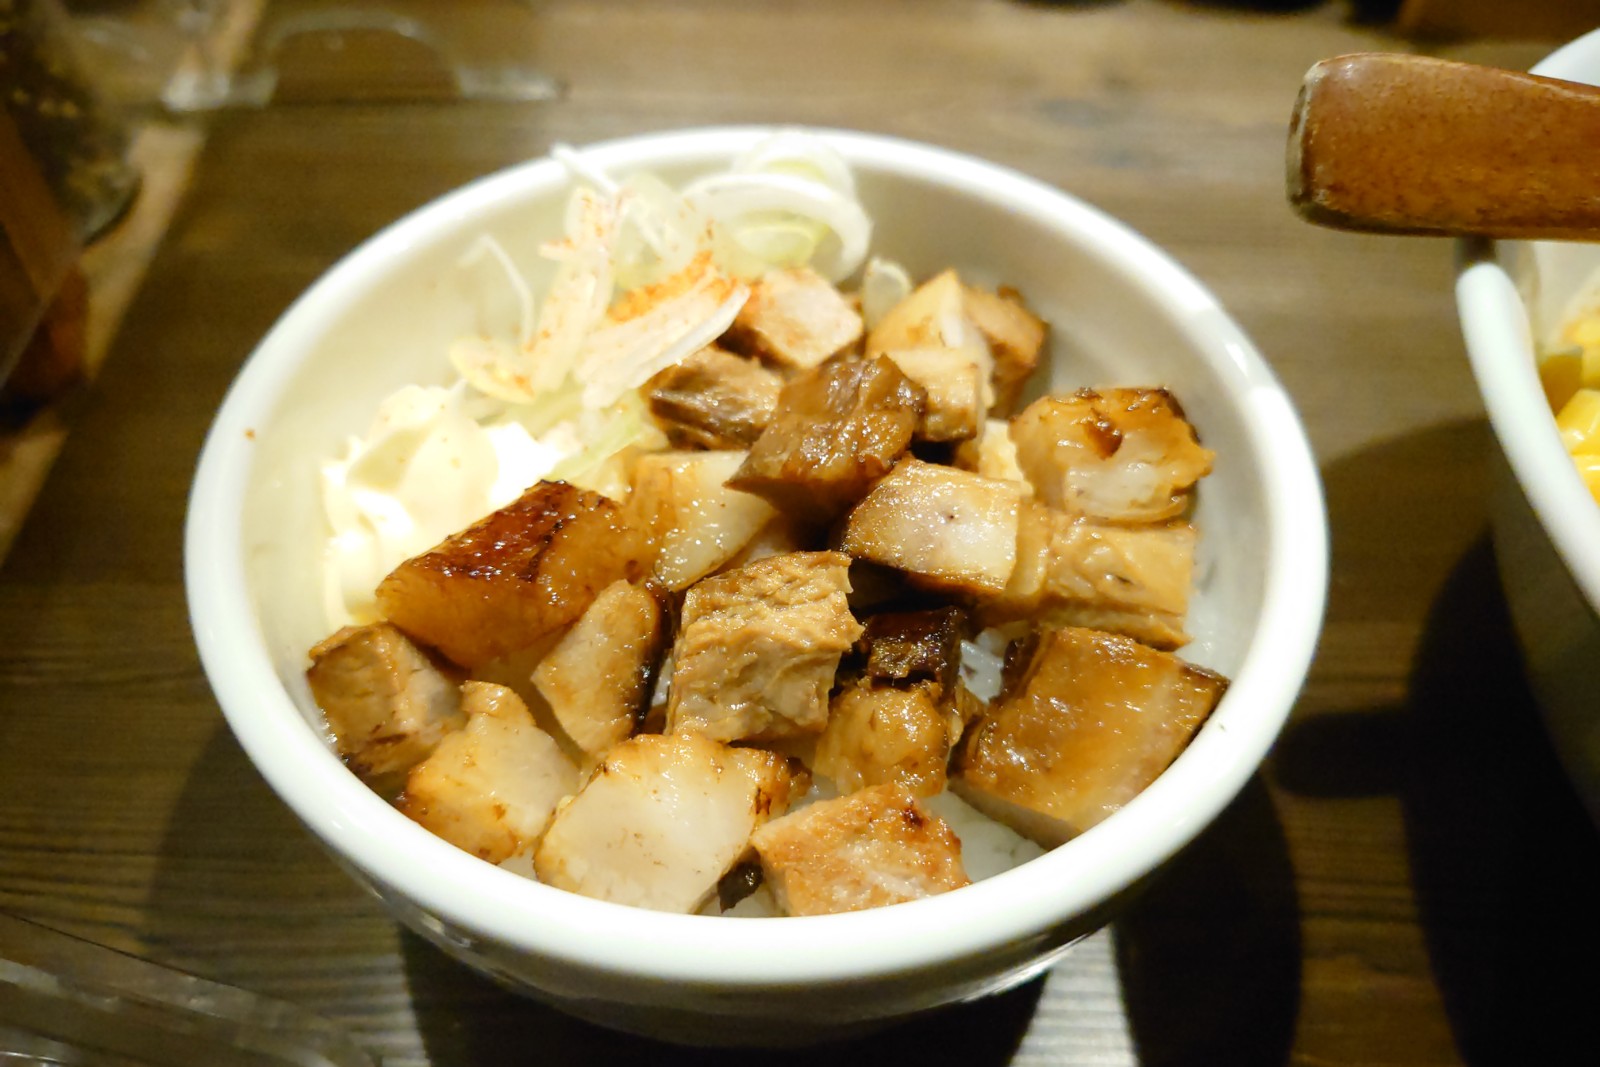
982, 501, 1197, 647
963, 283, 1046, 414
750, 783, 970, 915
951, 627, 1227, 847
307, 622, 463, 784
375, 481, 648, 668
645, 345, 783, 449
727, 355, 925, 517
724, 266, 864, 371
856, 605, 966, 697
881, 347, 983, 442
953, 418, 1033, 492
840, 458, 1025, 597
532, 580, 665, 761
400, 682, 578, 863
534, 732, 793, 913
814, 683, 952, 797
1010, 389, 1214, 523
629, 449, 777, 591
667, 551, 862, 742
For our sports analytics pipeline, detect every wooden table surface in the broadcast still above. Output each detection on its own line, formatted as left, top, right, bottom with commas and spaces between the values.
4, 1, 1599, 1063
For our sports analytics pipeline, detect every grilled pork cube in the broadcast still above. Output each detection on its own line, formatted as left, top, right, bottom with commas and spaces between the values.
857, 605, 967, 697
400, 683, 578, 864
645, 345, 783, 449
728, 355, 926, 517
953, 418, 1032, 492
532, 580, 664, 761
814, 683, 952, 797
724, 266, 863, 371
534, 732, 793, 913
630, 450, 777, 591
667, 551, 862, 742
840, 458, 1025, 597
982, 501, 1196, 646
376, 482, 648, 668
867, 270, 995, 409
951, 627, 1227, 847
307, 622, 463, 784
1042, 517, 1197, 620
1010, 389, 1214, 523
963, 283, 1046, 414
882, 347, 983, 442
751, 783, 970, 916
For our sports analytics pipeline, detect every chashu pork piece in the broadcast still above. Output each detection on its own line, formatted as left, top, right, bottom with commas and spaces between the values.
856, 605, 966, 698
727, 355, 925, 517
723, 266, 864, 372
630, 449, 777, 591
953, 417, 1033, 493
376, 482, 649, 669
840, 458, 1026, 597
1009, 389, 1214, 523
307, 622, 463, 785
814, 683, 952, 797
645, 345, 783, 449
982, 501, 1197, 648
750, 783, 970, 916
882, 346, 984, 442
963, 283, 1047, 414
534, 732, 793, 913
400, 682, 578, 864
866, 270, 996, 409
951, 627, 1227, 847
667, 551, 862, 742
532, 579, 665, 762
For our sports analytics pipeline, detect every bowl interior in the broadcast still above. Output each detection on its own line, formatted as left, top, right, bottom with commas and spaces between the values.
190, 127, 1324, 985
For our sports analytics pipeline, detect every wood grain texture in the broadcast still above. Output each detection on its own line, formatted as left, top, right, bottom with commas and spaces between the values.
2, 1, 1598, 1064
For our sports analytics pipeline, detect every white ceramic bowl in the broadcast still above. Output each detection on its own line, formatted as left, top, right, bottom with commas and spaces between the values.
1457, 35, 1600, 826
185, 127, 1327, 1045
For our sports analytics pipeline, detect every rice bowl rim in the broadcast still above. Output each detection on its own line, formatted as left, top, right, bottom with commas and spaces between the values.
186, 125, 1327, 987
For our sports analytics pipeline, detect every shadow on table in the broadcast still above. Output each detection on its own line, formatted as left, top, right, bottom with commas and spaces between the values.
401, 934, 1044, 1066
1273, 420, 1600, 1065
1113, 777, 1302, 1067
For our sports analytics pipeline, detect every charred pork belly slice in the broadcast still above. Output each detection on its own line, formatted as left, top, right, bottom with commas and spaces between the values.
376, 482, 649, 669
533, 732, 793, 913
307, 622, 463, 785
751, 783, 970, 916
951, 627, 1227, 847
814, 683, 952, 797
728, 355, 926, 517
667, 551, 862, 743
881, 346, 984, 442
1010, 389, 1214, 523
630, 449, 777, 591
645, 345, 783, 449
399, 682, 578, 864
723, 266, 864, 372
532, 579, 665, 762
962, 283, 1047, 415
855, 605, 967, 697
840, 458, 1025, 597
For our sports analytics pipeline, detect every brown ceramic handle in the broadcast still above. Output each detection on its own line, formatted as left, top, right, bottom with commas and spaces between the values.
1288, 52, 1600, 240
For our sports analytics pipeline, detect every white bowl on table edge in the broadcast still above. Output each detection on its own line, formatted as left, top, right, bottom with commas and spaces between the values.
1456, 32, 1600, 827
184, 125, 1328, 1045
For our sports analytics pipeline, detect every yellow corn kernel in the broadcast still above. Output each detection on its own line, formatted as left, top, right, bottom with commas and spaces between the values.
1573, 453, 1600, 507
1556, 389, 1600, 454
1564, 317, 1600, 348
1542, 352, 1584, 413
